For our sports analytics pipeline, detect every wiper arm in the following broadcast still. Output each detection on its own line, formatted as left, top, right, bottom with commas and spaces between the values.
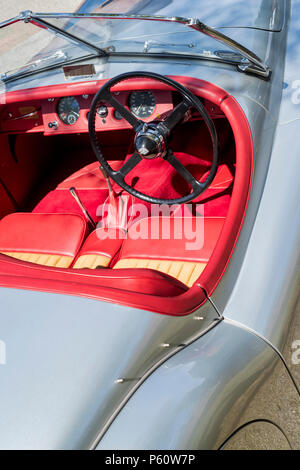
143, 40, 197, 54
12, 11, 270, 79
141, 40, 246, 63
1, 52, 99, 83
190, 18, 271, 78
2, 50, 68, 80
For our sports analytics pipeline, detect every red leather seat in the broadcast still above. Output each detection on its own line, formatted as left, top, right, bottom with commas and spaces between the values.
74, 215, 225, 288
113, 216, 225, 287
0, 212, 224, 293
72, 227, 125, 269
0, 212, 87, 268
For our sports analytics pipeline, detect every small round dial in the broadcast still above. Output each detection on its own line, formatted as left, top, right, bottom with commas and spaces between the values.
97, 104, 108, 118
57, 96, 80, 125
129, 91, 156, 118
114, 110, 123, 120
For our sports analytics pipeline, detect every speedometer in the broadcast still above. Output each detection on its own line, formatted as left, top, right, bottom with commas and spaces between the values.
57, 96, 80, 125
129, 91, 156, 118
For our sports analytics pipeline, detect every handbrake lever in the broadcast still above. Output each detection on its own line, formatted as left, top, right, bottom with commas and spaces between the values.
69, 187, 96, 230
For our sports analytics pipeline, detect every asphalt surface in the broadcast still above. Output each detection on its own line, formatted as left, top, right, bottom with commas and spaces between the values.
0, 0, 299, 450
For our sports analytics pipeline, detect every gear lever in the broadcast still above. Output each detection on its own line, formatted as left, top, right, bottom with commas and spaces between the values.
99, 164, 113, 195
98, 165, 132, 232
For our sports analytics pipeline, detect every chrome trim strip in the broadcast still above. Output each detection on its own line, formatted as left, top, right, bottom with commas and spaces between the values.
0, 15, 20, 28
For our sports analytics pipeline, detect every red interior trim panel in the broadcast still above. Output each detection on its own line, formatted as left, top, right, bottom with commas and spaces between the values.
0, 77, 253, 315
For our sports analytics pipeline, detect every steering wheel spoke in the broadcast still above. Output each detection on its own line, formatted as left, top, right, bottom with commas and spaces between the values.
163, 99, 191, 133
118, 152, 142, 178
166, 150, 202, 193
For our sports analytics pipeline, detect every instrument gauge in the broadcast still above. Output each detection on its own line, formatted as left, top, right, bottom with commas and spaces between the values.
129, 91, 156, 118
97, 104, 108, 118
57, 96, 80, 125
113, 110, 123, 120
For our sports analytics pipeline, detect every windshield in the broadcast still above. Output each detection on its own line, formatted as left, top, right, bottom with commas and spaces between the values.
78, 0, 284, 32
0, 17, 248, 81
0, 1, 275, 81
45, 16, 231, 56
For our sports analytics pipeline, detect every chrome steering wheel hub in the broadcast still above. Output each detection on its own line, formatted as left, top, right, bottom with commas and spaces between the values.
134, 123, 167, 160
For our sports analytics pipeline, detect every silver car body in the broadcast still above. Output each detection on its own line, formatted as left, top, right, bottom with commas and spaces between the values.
0, 0, 299, 449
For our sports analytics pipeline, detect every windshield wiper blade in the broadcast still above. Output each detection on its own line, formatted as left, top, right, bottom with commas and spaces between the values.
15, 11, 270, 79
1, 50, 67, 81
1, 52, 99, 83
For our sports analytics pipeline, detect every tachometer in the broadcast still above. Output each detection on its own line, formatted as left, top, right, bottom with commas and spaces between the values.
57, 96, 80, 125
129, 91, 156, 118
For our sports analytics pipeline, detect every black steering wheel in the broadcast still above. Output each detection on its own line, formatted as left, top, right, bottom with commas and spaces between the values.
88, 72, 219, 205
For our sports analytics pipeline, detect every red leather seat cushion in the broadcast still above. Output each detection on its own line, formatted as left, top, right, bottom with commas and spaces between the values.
0, 213, 87, 257
116, 216, 225, 263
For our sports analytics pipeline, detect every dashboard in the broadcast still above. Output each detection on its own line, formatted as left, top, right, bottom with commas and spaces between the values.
0, 90, 173, 136
0, 89, 224, 136
44, 89, 173, 136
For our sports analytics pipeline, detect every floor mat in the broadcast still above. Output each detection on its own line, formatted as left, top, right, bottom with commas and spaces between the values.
33, 161, 233, 222
33, 161, 123, 222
